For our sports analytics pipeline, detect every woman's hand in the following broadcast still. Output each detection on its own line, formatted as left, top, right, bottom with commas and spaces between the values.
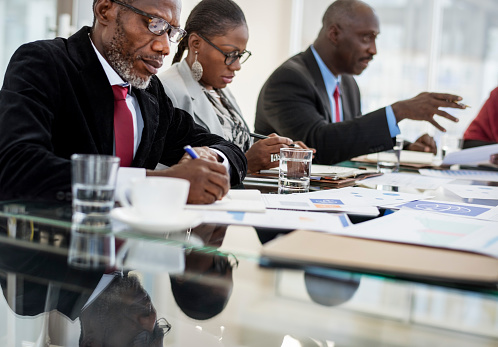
245, 134, 315, 173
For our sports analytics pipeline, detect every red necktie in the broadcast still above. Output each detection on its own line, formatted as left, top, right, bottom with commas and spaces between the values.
333, 84, 341, 123
112, 85, 134, 167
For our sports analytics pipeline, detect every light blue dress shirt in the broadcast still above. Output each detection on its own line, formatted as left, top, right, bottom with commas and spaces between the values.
310, 45, 400, 137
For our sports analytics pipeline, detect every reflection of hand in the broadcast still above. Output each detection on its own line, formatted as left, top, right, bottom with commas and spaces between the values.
490, 154, 498, 165
191, 224, 228, 247
406, 133, 437, 154
391, 92, 464, 132
149, 159, 229, 204
287, 160, 309, 178
245, 134, 293, 173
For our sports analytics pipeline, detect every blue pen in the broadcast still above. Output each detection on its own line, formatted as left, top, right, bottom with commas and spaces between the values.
183, 145, 200, 159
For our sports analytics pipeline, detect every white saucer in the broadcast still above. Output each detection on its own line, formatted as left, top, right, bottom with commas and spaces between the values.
110, 207, 202, 233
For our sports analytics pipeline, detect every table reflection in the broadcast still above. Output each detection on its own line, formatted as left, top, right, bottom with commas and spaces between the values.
80, 273, 170, 347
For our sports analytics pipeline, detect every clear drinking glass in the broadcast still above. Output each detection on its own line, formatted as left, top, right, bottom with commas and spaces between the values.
377, 136, 403, 173
71, 154, 120, 219
278, 148, 313, 194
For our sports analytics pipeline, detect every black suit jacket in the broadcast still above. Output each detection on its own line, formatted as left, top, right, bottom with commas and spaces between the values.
0, 27, 246, 201
255, 47, 394, 164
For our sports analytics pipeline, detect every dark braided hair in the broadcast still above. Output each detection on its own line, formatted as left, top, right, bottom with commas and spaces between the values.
172, 0, 246, 64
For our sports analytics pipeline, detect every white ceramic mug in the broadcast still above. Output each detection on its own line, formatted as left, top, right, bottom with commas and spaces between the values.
118, 177, 190, 221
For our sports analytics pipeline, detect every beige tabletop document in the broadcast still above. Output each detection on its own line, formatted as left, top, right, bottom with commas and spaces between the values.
261, 230, 498, 284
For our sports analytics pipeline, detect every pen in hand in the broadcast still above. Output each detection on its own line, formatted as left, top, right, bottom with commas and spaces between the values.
249, 133, 300, 148
183, 145, 200, 159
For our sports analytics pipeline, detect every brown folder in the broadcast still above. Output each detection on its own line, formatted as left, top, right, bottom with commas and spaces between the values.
261, 230, 498, 286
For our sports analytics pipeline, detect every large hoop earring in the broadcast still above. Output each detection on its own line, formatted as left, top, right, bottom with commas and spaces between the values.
191, 51, 203, 82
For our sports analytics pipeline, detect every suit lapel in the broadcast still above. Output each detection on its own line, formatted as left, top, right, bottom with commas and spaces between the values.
302, 48, 332, 122
68, 27, 114, 155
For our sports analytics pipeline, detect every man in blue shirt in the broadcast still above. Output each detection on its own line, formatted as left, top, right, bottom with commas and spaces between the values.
255, 0, 464, 165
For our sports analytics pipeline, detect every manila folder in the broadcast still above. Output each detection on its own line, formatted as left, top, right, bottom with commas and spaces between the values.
261, 230, 498, 284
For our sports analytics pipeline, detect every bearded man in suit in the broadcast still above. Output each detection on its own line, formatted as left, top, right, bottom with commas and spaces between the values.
255, 0, 465, 165
0, 0, 247, 203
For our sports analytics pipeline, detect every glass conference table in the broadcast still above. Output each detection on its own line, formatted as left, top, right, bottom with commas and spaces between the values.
1, 172, 498, 346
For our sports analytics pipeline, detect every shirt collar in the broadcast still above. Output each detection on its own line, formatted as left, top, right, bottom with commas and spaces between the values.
89, 36, 131, 93
310, 44, 341, 94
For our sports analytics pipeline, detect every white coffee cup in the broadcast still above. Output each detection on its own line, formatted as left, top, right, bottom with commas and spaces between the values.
118, 177, 190, 221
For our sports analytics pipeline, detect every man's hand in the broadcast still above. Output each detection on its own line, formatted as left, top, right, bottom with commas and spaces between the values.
148, 159, 230, 204
406, 133, 437, 154
179, 146, 220, 163
392, 92, 464, 132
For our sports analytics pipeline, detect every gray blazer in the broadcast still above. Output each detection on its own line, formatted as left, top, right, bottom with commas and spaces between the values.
158, 59, 248, 138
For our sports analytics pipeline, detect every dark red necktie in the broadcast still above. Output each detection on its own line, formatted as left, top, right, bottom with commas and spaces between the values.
112, 85, 134, 167
333, 83, 341, 123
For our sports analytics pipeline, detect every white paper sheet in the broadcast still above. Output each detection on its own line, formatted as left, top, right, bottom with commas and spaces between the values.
186, 189, 266, 213
261, 193, 379, 216
419, 168, 498, 182
338, 210, 498, 258
393, 199, 498, 221
444, 184, 498, 200
297, 187, 430, 208
362, 172, 454, 190
442, 144, 498, 165
199, 209, 351, 233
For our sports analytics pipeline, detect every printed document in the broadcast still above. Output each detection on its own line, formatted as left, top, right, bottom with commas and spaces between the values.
340, 210, 498, 258
442, 143, 498, 165
199, 209, 351, 233
186, 189, 265, 213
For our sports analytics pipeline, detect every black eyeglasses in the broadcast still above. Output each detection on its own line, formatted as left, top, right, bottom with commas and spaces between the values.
111, 0, 187, 43
132, 317, 171, 347
197, 33, 251, 65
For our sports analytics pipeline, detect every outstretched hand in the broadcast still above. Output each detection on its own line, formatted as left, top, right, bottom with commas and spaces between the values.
406, 133, 437, 154
392, 92, 464, 132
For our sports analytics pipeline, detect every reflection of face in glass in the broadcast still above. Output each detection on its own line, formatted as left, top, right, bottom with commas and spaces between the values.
304, 271, 361, 307
170, 251, 238, 320
79, 274, 170, 346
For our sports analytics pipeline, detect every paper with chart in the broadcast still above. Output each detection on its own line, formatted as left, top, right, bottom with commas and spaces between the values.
298, 187, 430, 208
198, 209, 351, 233
442, 144, 498, 165
361, 172, 454, 190
394, 199, 498, 221
261, 193, 379, 216
341, 210, 498, 258
186, 189, 265, 213
444, 184, 498, 200
419, 168, 498, 182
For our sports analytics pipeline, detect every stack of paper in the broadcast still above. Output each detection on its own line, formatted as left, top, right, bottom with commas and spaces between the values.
186, 189, 265, 213
442, 144, 498, 166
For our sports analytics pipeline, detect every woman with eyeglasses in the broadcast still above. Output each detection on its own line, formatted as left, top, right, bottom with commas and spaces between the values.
158, 0, 313, 174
